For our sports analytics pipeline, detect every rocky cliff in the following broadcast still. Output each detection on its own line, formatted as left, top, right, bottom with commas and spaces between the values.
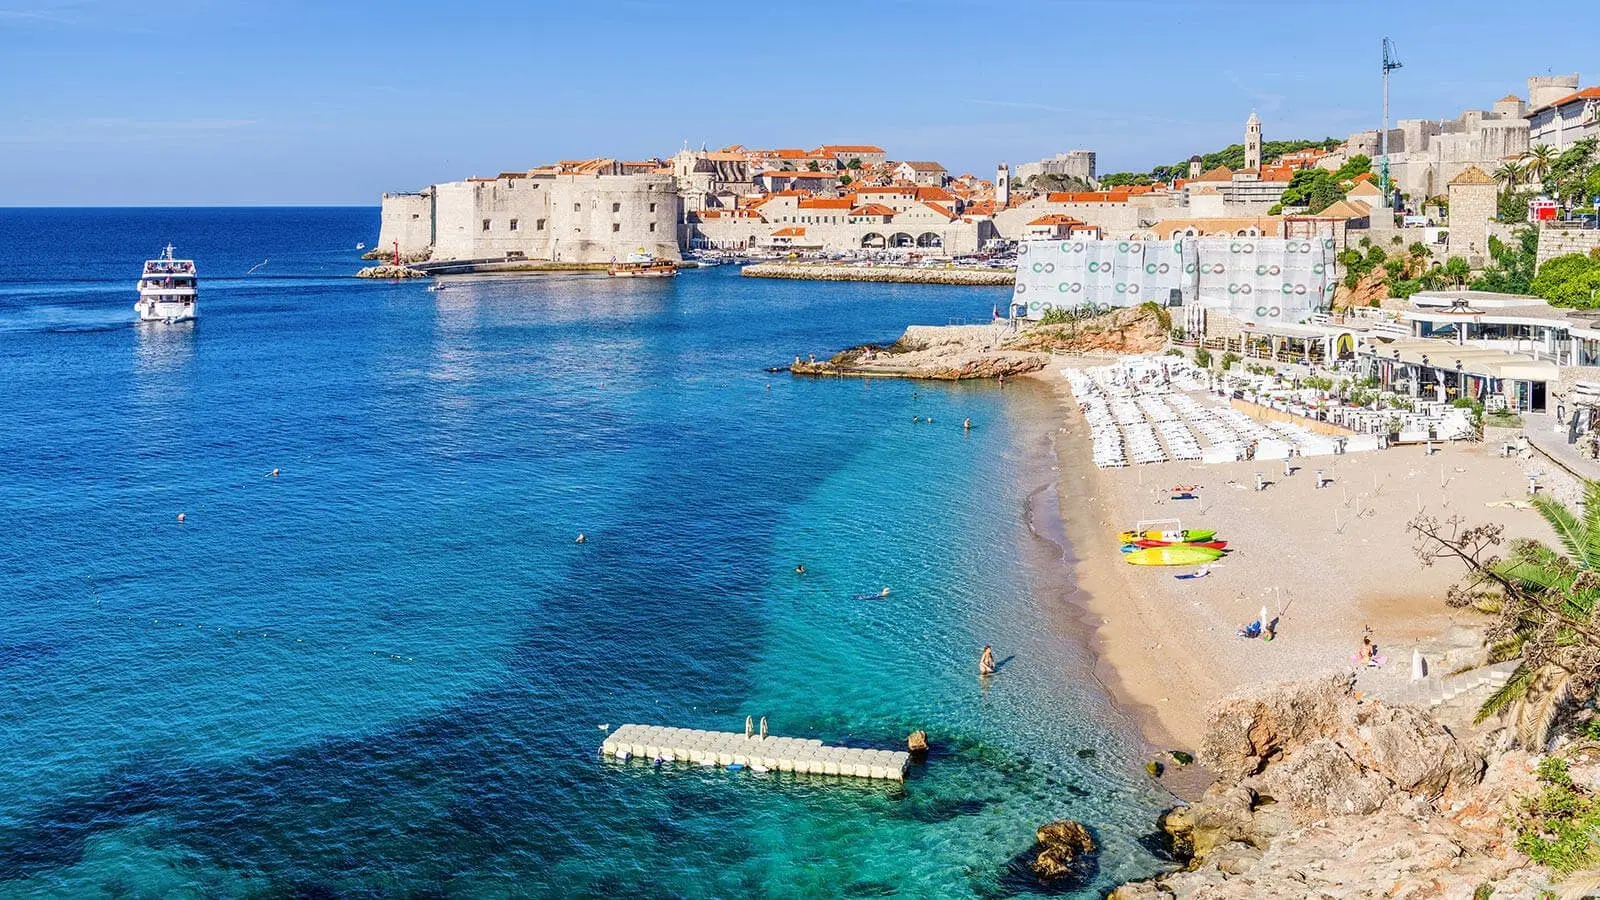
1113, 674, 1551, 899
789, 305, 1170, 381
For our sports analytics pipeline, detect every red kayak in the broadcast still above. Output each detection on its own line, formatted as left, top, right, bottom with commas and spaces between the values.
1133, 539, 1227, 551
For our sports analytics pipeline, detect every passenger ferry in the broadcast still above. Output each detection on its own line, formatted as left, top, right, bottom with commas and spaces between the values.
607, 250, 678, 278
136, 244, 198, 323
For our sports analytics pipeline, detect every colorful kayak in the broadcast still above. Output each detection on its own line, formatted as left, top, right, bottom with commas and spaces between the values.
1124, 546, 1225, 567
1117, 528, 1217, 544
1133, 539, 1227, 551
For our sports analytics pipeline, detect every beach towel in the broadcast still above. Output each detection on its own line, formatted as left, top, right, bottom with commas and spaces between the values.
1174, 567, 1210, 580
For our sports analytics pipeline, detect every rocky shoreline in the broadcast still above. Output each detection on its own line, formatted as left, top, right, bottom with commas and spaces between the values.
354, 264, 427, 279
742, 262, 1014, 286
787, 305, 1170, 381
1107, 674, 1552, 899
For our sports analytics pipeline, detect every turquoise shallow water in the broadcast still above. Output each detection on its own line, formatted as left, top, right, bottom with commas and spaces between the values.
0, 208, 1171, 897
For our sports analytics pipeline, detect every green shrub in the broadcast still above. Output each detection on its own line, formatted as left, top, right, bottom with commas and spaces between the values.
1194, 347, 1212, 368
1220, 351, 1240, 371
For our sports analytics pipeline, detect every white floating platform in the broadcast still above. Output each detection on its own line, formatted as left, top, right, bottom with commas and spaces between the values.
600, 723, 911, 781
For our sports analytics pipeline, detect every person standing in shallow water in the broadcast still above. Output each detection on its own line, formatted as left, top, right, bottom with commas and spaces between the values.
979, 645, 996, 675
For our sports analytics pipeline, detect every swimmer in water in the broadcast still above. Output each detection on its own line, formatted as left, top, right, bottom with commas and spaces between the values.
963, 418, 972, 431
575, 533, 588, 544
268, 469, 280, 478
979, 645, 996, 675
879, 587, 891, 598
795, 564, 806, 575
176, 512, 186, 523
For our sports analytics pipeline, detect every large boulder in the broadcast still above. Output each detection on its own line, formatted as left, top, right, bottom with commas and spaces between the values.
1027, 820, 1097, 883
1347, 702, 1486, 797
1199, 673, 1354, 782
1258, 738, 1390, 818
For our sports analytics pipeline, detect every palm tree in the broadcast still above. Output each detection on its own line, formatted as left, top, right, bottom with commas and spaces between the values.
1494, 161, 1524, 194
1472, 482, 1600, 747
1443, 256, 1470, 288
1523, 144, 1558, 187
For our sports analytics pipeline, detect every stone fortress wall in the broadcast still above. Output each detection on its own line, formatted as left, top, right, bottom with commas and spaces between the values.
380, 172, 681, 265
376, 191, 434, 257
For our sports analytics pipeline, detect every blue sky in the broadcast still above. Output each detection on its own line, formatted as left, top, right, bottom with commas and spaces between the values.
1, 0, 1596, 205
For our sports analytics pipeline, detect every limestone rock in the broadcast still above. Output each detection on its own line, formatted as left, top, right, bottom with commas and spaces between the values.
907, 731, 928, 755
1348, 702, 1485, 797
1199, 672, 1355, 781
1257, 737, 1389, 819
1026, 820, 1097, 884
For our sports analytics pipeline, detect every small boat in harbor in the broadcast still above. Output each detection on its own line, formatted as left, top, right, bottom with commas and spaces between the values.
135, 244, 198, 323
608, 251, 678, 278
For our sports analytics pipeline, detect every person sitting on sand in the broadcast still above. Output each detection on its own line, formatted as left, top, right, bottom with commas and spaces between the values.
979, 645, 996, 676
1236, 620, 1262, 639
1359, 635, 1376, 667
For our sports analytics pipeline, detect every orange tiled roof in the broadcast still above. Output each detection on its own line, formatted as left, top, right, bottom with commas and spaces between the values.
1191, 165, 1235, 183
1028, 214, 1087, 226
914, 186, 957, 202
1045, 190, 1132, 203
1530, 86, 1600, 114
849, 203, 897, 216
899, 161, 946, 172
772, 227, 807, 236
962, 200, 997, 216
816, 145, 885, 154
798, 197, 854, 209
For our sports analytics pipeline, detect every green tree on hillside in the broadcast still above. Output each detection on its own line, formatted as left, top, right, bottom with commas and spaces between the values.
1523, 144, 1558, 186
1443, 256, 1471, 288
1495, 161, 1525, 193
1545, 139, 1599, 203
1531, 253, 1600, 308
1471, 228, 1538, 294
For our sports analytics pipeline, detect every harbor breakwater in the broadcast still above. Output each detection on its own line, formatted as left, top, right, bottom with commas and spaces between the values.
743, 262, 1015, 286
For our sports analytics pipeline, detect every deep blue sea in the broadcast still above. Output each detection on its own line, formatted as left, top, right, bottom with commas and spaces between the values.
0, 208, 1170, 898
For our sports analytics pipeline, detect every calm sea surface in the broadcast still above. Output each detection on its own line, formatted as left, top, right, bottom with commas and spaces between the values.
0, 208, 1170, 898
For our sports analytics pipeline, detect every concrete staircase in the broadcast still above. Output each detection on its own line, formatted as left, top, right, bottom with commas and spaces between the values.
1358, 659, 1519, 729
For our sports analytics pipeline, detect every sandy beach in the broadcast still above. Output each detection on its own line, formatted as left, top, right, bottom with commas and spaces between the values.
1031, 366, 1571, 755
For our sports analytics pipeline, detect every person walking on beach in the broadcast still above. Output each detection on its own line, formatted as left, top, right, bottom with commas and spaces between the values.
979, 645, 996, 676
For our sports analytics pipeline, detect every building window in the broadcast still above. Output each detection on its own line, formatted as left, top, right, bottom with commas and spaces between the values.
574, 203, 582, 212
612, 223, 621, 233
482, 219, 491, 231
411, 213, 419, 220
649, 203, 657, 213
537, 219, 546, 231
612, 202, 621, 213
648, 223, 656, 232
509, 219, 519, 231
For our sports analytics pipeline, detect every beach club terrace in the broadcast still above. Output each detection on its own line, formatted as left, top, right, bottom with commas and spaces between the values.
1397, 290, 1600, 368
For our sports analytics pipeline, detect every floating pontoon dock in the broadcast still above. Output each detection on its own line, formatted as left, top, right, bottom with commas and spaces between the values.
600, 723, 911, 781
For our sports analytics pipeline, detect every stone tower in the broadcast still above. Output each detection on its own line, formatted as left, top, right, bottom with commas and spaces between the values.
996, 162, 1010, 208
1188, 155, 1202, 180
1447, 165, 1498, 266
1245, 111, 1263, 172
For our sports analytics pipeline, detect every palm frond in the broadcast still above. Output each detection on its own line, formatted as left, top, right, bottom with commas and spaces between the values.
1477, 662, 1536, 723
1517, 669, 1575, 749
1535, 493, 1594, 568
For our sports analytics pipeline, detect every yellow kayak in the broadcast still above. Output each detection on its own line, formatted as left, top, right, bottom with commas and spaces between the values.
1124, 546, 1224, 567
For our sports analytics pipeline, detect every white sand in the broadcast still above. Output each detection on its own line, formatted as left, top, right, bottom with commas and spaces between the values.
1039, 371, 1563, 750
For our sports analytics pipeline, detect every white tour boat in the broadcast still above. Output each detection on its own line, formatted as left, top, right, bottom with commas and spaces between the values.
136, 244, 198, 323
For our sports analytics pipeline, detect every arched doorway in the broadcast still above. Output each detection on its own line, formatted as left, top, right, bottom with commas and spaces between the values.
916, 232, 943, 248
861, 233, 886, 249
889, 232, 915, 248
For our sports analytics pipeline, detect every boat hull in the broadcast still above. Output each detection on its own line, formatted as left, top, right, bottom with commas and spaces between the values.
136, 300, 197, 323
1124, 546, 1224, 567
1132, 539, 1227, 551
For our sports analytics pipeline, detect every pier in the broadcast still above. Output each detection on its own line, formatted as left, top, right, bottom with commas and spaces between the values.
600, 722, 911, 781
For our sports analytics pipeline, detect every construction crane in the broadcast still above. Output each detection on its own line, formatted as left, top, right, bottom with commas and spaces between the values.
1381, 37, 1403, 211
